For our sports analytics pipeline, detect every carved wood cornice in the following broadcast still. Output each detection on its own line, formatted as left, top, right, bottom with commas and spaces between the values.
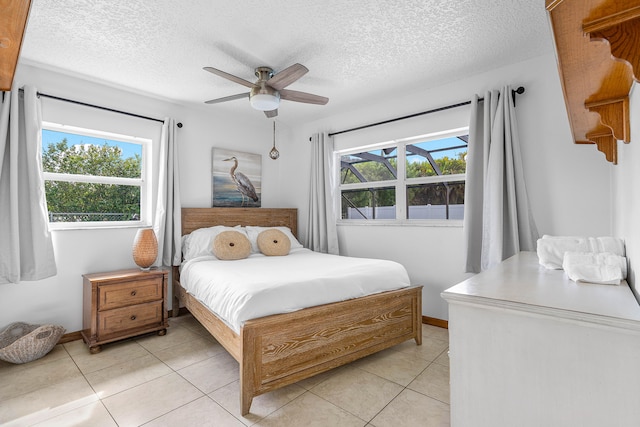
546, 0, 640, 164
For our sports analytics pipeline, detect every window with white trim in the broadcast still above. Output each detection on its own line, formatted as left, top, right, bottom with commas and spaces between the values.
338, 127, 468, 222
42, 122, 152, 229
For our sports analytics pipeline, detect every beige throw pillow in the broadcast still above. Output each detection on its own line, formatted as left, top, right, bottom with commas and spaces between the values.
212, 230, 252, 260
257, 229, 291, 256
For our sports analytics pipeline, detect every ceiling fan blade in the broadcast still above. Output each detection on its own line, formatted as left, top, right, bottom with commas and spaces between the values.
264, 109, 278, 118
280, 89, 328, 105
203, 67, 255, 89
267, 63, 309, 90
204, 92, 249, 104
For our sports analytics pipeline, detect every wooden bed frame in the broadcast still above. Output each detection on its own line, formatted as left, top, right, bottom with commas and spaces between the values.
172, 207, 422, 415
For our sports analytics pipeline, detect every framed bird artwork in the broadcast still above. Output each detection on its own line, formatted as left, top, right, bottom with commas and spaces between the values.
212, 148, 262, 207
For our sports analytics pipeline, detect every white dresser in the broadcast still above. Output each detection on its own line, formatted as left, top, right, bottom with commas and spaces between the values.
442, 252, 640, 427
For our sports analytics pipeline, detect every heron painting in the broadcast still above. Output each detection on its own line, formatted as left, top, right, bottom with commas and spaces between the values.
212, 148, 261, 207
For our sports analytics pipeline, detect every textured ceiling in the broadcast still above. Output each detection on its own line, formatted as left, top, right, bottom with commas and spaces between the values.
20, 0, 553, 124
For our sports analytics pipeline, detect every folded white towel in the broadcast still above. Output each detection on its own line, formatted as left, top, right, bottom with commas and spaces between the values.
536, 235, 625, 269
562, 251, 627, 285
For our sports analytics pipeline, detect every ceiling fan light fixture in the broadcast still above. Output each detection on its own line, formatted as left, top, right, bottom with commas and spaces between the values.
250, 92, 280, 111
250, 83, 280, 111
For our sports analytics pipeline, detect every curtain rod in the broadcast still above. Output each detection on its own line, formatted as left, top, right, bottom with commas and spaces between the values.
318, 86, 524, 139
16, 89, 183, 128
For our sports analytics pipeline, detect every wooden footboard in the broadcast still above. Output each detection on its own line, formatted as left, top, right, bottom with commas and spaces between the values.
240, 285, 422, 414
178, 280, 422, 415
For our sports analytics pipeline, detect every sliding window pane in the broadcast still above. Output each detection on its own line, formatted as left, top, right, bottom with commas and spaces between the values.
407, 181, 465, 219
341, 187, 396, 219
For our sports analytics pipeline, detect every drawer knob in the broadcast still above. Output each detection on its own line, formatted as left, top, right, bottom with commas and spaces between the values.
130, 315, 137, 321
131, 290, 137, 296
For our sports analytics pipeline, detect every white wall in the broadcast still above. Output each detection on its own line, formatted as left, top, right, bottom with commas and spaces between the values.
2, 52, 616, 332
613, 83, 639, 298
1, 63, 284, 333
282, 53, 612, 320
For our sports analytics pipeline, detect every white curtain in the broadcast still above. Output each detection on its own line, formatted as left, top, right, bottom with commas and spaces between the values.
0, 86, 57, 283
306, 132, 339, 254
463, 86, 538, 273
153, 118, 181, 266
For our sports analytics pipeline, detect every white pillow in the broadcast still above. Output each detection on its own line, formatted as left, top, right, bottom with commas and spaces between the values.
182, 226, 249, 260
245, 226, 303, 253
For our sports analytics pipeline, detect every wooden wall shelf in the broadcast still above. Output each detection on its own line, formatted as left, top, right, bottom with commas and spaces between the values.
0, 0, 32, 91
546, 0, 640, 164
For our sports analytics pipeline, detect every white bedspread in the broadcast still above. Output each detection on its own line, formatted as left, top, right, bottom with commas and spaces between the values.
180, 248, 411, 334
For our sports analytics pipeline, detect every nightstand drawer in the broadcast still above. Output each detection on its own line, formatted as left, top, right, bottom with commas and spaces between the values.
98, 277, 163, 311
97, 301, 163, 339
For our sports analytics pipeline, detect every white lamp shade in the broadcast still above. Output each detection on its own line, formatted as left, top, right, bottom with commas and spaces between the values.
250, 93, 280, 111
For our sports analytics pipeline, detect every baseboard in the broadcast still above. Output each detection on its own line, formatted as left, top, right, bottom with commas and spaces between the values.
59, 331, 83, 344
422, 315, 448, 329
59, 312, 446, 343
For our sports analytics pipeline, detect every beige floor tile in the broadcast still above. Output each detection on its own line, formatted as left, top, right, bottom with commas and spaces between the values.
293, 367, 336, 390
423, 324, 449, 342
351, 348, 430, 386
210, 379, 306, 425
408, 362, 450, 404
310, 365, 403, 421
0, 343, 66, 382
144, 396, 245, 427
63, 338, 95, 356
102, 372, 203, 426
433, 348, 450, 367
153, 335, 226, 370
370, 389, 450, 427
31, 401, 117, 427
170, 315, 217, 340
0, 356, 82, 401
178, 351, 239, 394
1, 318, 453, 426
65, 339, 151, 374
393, 336, 449, 363
3, 343, 70, 367
85, 353, 173, 398
0, 376, 98, 426
0, 342, 67, 369
255, 392, 366, 427
136, 325, 201, 353
167, 313, 192, 326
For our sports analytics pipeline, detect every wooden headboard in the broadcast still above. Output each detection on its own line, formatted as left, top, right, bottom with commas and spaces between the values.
172, 207, 298, 315
181, 207, 298, 237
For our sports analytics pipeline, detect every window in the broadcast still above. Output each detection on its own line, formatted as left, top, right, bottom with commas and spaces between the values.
338, 128, 468, 222
42, 122, 151, 229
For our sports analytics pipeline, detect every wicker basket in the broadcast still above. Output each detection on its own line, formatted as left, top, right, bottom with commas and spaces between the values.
0, 322, 65, 364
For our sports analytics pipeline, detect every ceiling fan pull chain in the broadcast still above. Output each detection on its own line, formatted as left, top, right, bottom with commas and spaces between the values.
270, 121, 280, 160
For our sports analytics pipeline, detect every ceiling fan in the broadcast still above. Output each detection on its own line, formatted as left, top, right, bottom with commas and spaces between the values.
203, 63, 328, 118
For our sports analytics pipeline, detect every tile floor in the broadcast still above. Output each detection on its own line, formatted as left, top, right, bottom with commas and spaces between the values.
0, 315, 450, 427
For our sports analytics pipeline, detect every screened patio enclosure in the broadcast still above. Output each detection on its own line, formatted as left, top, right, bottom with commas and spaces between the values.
339, 134, 468, 220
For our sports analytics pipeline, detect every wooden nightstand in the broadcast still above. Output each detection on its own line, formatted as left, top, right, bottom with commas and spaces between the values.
81, 268, 169, 353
